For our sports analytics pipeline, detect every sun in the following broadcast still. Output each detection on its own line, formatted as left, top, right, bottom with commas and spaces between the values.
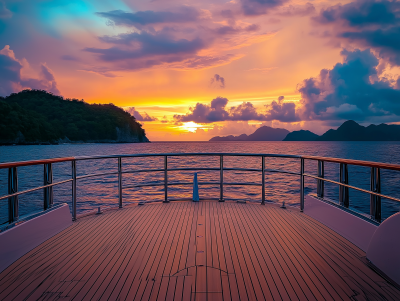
180, 121, 203, 133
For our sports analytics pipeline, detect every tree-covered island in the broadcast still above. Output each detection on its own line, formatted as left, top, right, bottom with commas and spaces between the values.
0, 90, 149, 144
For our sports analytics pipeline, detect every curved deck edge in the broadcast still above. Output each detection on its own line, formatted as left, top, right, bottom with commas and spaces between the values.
0, 203, 72, 273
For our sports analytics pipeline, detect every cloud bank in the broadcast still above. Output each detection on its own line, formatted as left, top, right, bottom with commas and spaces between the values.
126, 107, 158, 122
174, 95, 299, 123
298, 48, 400, 123
0, 45, 59, 96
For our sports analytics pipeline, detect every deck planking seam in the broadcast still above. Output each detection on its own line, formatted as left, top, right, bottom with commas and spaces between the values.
209, 202, 229, 301
78, 203, 166, 300
60, 204, 158, 300
1, 201, 400, 301
221, 202, 257, 301
225, 203, 272, 300
102, 203, 175, 301
280, 206, 398, 300
138, 202, 187, 300
217, 202, 247, 300
265, 206, 347, 300
114, 201, 179, 300
255, 205, 335, 300
248, 204, 309, 300
151, 202, 190, 301
212, 202, 238, 301
0, 205, 145, 300
235, 204, 300, 300
275, 206, 388, 298
46, 204, 156, 300
233, 203, 292, 301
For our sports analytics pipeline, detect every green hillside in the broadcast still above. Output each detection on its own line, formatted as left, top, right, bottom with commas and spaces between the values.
0, 90, 149, 144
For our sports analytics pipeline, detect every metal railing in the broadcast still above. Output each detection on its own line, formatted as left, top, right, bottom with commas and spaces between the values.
1, 153, 400, 226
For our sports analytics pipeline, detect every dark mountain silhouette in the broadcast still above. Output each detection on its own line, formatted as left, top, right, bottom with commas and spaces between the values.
283, 130, 319, 141
317, 120, 400, 141
209, 126, 289, 141
0, 90, 149, 144
210, 120, 400, 142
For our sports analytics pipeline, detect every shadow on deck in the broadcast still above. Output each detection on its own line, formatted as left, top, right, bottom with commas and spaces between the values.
0, 200, 399, 300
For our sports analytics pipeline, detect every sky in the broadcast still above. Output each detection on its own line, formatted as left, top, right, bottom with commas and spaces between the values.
1, 0, 400, 141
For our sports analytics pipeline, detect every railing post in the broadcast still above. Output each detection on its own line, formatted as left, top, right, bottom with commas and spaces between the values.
261, 156, 265, 205
219, 155, 224, 202
370, 167, 381, 222
44, 163, 53, 210
72, 160, 77, 221
300, 158, 304, 212
8, 167, 18, 223
118, 157, 122, 208
339, 163, 349, 207
164, 155, 169, 203
317, 160, 324, 198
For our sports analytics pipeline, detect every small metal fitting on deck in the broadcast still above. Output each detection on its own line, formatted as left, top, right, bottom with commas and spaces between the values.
281, 201, 286, 209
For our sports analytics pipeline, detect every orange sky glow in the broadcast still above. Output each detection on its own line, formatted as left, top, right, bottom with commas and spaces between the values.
2, 0, 400, 140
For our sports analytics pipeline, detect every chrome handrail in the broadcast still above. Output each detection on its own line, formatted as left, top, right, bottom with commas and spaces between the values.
1, 152, 399, 224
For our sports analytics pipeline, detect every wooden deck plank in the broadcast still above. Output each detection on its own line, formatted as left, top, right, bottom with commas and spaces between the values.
217, 202, 252, 301
98, 204, 168, 300
140, 202, 186, 301
1, 201, 400, 301
150, 202, 190, 301
225, 203, 271, 300
117, 202, 178, 300
268, 207, 344, 300
246, 205, 321, 301
2, 206, 146, 300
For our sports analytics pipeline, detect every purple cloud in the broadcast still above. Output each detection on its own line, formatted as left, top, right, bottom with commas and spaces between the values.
0, 1, 12, 19
210, 74, 225, 88
0, 46, 59, 96
126, 107, 157, 122
313, 0, 400, 65
298, 48, 400, 122
96, 7, 203, 27
241, 0, 289, 16
174, 96, 299, 123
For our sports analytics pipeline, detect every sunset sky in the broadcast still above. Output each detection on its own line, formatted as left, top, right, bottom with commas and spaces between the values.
1, 0, 400, 140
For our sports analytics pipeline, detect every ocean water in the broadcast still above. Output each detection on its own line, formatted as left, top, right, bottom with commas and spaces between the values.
1, 141, 400, 225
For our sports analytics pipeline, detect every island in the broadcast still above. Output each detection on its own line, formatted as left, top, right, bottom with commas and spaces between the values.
210, 120, 400, 141
0, 90, 149, 144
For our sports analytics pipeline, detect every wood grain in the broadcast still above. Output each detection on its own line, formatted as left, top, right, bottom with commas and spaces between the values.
0, 201, 399, 300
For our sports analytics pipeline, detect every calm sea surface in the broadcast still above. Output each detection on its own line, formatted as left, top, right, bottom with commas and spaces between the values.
1, 141, 400, 224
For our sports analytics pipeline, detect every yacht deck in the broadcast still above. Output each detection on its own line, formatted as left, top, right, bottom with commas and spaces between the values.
1, 200, 399, 301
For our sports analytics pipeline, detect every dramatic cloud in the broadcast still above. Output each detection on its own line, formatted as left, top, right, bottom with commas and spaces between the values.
241, 0, 289, 16
87, 32, 206, 62
314, 0, 400, 26
298, 48, 400, 122
313, 0, 400, 65
96, 7, 205, 27
264, 96, 300, 122
0, 46, 59, 96
278, 3, 316, 17
210, 74, 225, 88
174, 96, 298, 123
85, 4, 272, 71
61, 55, 80, 61
0, 1, 12, 19
126, 107, 157, 122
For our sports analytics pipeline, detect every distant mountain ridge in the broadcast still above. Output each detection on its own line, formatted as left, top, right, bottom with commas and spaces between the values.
209, 126, 289, 141
317, 120, 400, 141
209, 120, 400, 142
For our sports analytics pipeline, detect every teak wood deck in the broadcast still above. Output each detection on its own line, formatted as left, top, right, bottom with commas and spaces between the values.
1, 201, 400, 301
